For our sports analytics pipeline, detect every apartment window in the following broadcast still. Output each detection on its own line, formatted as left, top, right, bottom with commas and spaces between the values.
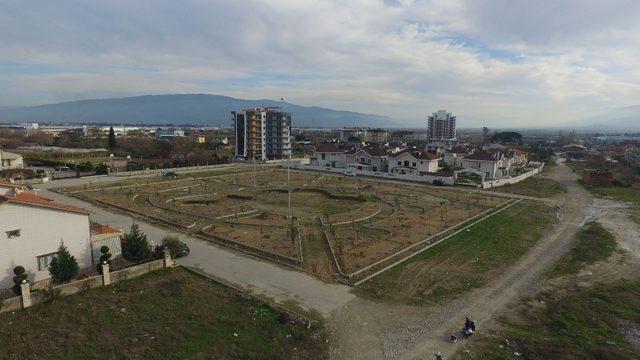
6, 229, 21, 238
412, 162, 417, 167
397, 161, 401, 166
360, 157, 365, 163
321, 154, 326, 160
404, 161, 409, 167
37, 253, 57, 271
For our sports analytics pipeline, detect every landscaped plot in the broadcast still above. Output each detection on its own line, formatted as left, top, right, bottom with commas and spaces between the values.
356, 201, 557, 305
203, 220, 300, 259
330, 203, 490, 273
0, 268, 327, 359
63, 168, 514, 280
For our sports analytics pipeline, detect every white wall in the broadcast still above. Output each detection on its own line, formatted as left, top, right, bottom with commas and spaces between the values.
288, 164, 455, 185
312, 152, 347, 168
389, 153, 439, 174
0, 203, 92, 289
482, 165, 543, 189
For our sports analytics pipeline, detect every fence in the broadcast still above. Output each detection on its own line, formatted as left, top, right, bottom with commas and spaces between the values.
0, 252, 172, 314
287, 164, 455, 185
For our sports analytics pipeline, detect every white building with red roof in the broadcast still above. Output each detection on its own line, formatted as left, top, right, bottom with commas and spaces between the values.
0, 192, 93, 289
388, 149, 440, 175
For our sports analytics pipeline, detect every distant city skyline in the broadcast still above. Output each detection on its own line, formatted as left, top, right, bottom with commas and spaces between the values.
1, 1, 640, 127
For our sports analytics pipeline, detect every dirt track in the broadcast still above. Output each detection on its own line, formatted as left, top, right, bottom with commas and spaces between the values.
329, 160, 592, 359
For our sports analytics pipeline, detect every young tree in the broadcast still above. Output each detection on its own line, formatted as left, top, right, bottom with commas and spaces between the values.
122, 224, 151, 262
108, 126, 117, 150
49, 241, 80, 283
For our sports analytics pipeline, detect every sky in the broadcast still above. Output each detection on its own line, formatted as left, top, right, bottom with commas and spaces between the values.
1, 0, 640, 127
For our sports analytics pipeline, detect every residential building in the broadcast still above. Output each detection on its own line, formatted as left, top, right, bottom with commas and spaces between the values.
155, 128, 185, 140
0, 150, 24, 170
443, 145, 472, 169
388, 149, 439, 175
460, 150, 511, 180
348, 146, 390, 172
427, 110, 456, 142
310, 143, 351, 168
233, 107, 292, 160
340, 127, 368, 142
0, 192, 93, 289
367, 129, 389, 143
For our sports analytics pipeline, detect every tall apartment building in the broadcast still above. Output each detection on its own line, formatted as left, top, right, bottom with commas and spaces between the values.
233, 107, 292, 160
427, 110, 456, 142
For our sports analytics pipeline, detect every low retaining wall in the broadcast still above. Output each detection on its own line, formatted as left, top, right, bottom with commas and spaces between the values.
0, 258, 167, 314
288, 164, 455, 185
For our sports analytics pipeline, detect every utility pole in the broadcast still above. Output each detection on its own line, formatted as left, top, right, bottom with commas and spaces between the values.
287, 157, 292, 219
253, 157, 256, 187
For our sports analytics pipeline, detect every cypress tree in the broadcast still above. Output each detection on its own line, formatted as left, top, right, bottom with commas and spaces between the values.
49, 241, 80, 283
122, 224, 151, 262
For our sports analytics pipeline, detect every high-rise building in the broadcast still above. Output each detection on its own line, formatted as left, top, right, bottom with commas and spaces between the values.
427, 110, 456, 142
233, 107, 292, 160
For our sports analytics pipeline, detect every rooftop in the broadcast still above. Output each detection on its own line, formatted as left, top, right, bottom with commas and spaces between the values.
0, 192, 91, 215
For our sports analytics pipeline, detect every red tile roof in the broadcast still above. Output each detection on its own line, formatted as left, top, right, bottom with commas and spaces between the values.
0, 192, 91, 215
91, 224, 122, 235
464, 150, 498, 161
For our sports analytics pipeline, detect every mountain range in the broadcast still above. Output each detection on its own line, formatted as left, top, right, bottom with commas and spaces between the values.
0, 94, 395, 128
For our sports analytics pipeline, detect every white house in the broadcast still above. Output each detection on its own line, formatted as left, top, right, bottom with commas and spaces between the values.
443, 145, 472, 169
388, 149, 440, 175
0, 150, 24, 170
460, 150, 506, 180
310, 143, 350, 168
0, 192, 93, 289
348, 147, 389, 172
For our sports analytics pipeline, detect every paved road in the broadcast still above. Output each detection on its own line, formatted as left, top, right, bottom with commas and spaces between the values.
37, 176, 355, 317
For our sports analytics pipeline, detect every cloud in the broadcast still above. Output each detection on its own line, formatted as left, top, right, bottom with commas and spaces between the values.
0, 0, 639, 127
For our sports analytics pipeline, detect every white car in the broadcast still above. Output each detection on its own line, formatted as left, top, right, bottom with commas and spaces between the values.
344, 169, 356, 176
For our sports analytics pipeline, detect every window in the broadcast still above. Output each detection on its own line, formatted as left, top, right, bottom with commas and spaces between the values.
6, 229, 21, 238
404, 161, 409, 167
412, 162, 417, 167
321, 153, 326, 160
397, 161, 401, 165
37, 253, 57, 271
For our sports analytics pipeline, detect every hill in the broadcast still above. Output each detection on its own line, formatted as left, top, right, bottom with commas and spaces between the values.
0, 94, 395, 128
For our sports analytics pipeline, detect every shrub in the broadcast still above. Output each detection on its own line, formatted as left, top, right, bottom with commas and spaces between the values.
12, 266, 27, 295
161, 236, 182, 259
97, 245, 112, 273
49, 242, 80, 283
122, 224, 151, 262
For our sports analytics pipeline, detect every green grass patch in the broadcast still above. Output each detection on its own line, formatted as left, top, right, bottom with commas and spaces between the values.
496, 177, 567, 198
356, 201, 556, 305
467, 280, 640, 359
589, 186, 640, 204
548, 222, 618, 277
0, 268, 327, 359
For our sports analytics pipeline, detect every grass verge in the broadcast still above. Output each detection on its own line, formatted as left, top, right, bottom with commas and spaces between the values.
467, 280, 640, 360
496, 176, 567, 197
356, 201, 556, 305
547, 221, 617, 278
0, 267, 327, 359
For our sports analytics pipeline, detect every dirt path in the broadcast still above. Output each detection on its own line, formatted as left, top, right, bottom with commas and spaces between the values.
328, 161, 592, 359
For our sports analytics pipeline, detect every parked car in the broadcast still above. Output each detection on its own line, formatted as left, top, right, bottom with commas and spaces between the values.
344, 168, 356, 177
432, 179, 445, 186
160, 236, 190, 258
54, 165, 70, 171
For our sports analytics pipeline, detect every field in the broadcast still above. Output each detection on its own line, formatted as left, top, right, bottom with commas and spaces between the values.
356, 201, 557, 305
465, 223, 640, 360
0, 268, 327, 359
495, 176, 567, 197
62, 167, 510, 280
